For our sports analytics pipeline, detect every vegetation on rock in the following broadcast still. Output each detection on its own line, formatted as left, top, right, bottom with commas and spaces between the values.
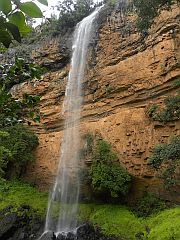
89, 139, 131, 198
132, 0, 180, 32
0, 181, 47, 217
148, 136, 180, 190
147, 95, 180, 123
0, 56, 44, 90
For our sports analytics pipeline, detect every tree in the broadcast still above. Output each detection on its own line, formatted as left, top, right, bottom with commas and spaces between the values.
55, 0, 97, 32
0, 0, 48, 48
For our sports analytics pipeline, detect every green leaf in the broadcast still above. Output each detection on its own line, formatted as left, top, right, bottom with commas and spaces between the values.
8, 11, 25, 28
18, 25, 31, 37
37, 0, 48, 6
6, 23, 21, 43
0, 16, 5, 29
0, 29, 12, 48
0, 0, 12, 15
19, 2, 43, 18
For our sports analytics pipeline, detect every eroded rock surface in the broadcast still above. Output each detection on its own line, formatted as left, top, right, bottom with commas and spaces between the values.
11, 5, 180, 201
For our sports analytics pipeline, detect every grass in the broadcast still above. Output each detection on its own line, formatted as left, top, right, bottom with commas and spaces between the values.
0, 181, 179, 239
79, 204, 180, 240
146, 208, 180, 240
0, 180, 48, 217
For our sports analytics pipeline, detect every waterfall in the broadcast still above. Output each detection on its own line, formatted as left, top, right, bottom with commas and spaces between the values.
44, 7, 103, 235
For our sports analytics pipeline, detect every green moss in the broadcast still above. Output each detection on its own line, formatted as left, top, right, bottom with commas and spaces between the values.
79, 204, 145, 239
146, 208, 180, 240
0, 181, 48, 217
79, 204, 180, 240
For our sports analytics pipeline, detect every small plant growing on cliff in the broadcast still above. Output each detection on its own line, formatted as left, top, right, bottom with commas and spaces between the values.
147, 95, 180, 123
148, 136, 180, 190
132, 0, 180, 32
89, 139, 131, 197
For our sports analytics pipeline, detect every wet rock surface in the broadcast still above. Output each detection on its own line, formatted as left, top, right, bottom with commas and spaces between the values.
0, 207, 116, 240
39, 223, 117, 240
0, 205, 43, 240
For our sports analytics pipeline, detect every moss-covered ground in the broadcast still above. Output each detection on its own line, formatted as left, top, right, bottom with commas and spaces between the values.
0, 181, 179, 240
79, 204, 180, 240
0, 181, 48, 216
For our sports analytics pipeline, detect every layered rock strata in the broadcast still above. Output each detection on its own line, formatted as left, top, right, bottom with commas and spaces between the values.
12, 5, 180, 202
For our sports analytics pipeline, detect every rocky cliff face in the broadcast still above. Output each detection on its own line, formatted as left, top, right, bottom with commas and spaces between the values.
12, 5, 180, 202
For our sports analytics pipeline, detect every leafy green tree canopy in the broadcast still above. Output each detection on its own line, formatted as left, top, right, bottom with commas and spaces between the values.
55, 0, 99, 32
0, 0, 48, 48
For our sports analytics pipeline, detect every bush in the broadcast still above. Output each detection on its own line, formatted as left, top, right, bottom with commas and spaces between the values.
132, 194, 166, 217
147, 95, 180, 123
89, 139, 131, 197
148, 136, 180, 189
0, 124, 38, 179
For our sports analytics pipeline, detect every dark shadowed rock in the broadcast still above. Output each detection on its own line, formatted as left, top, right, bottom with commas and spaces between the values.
56, 233, 67, 240
38, 231, 56, 240
0, 205, 44, 240
0, 207, 19, 239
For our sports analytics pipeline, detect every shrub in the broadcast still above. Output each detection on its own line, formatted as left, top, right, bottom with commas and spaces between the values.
89, 139, 131, 197
132, 193, 166, 217
0, 124, 38, 179
148, 136, 180, 189
147, 95, 180, 123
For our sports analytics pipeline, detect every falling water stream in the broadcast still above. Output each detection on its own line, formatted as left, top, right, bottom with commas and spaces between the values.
43, 6, 103, 237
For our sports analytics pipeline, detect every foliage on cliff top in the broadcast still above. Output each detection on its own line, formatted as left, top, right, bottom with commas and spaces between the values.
132, 0, 180, 32
26, 0, 103, 43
